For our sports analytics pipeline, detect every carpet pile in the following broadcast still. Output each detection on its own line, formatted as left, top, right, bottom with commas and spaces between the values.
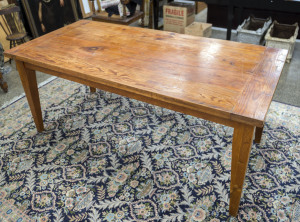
0, 78, 299, 222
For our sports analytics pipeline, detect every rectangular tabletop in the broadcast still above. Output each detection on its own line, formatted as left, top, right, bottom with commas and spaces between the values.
5, 20, 287, 128
4, 20, 288, 216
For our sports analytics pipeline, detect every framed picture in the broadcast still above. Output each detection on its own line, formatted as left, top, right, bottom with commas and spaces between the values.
21, 0, 79, 38
79, 0, 101, 18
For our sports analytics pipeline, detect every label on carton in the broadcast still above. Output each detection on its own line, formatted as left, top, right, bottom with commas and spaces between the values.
163, 4, 195, 34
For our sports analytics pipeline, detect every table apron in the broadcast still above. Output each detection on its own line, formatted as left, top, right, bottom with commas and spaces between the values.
24, 62, 263, 129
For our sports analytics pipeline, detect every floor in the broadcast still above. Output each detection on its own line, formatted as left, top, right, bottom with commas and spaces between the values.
0, 62, 51, 108
0, 10, 299, 108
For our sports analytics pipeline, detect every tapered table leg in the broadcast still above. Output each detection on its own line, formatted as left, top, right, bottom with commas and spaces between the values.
229, 123, 255, 216
90, 87, 96, 93
16, 61, 44, 132
254, 126, 264, 144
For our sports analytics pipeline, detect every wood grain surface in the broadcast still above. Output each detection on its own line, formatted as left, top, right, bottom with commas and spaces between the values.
230, 122, 255, 216
15, 61, 44, 132
4, 20, 287, 127
4, 20, 288, 217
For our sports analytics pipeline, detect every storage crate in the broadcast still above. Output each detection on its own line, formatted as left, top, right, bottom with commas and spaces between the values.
185, 22, 212, 37
265, 21, 299, 63
237, 16, 272, 45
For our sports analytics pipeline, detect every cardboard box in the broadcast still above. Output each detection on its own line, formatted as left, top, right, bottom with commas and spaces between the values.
185, 22, 212, 37
196, 2, 207, 14
163, 2, 195, 34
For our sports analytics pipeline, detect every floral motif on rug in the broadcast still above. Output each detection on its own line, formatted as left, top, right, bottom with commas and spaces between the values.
0, 78, 299, 222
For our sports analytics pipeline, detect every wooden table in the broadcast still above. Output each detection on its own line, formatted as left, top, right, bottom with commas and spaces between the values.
4, 20, 287, 216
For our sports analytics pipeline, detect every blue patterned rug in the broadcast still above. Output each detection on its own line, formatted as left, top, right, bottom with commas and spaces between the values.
0, 78, 299, 222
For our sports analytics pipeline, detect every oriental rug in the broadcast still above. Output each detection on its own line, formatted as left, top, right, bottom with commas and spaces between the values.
0, 78, 299, 222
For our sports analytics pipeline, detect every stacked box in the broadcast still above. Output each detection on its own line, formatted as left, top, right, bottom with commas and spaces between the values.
163, 2, 195, 34
185, 22, 212, 37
